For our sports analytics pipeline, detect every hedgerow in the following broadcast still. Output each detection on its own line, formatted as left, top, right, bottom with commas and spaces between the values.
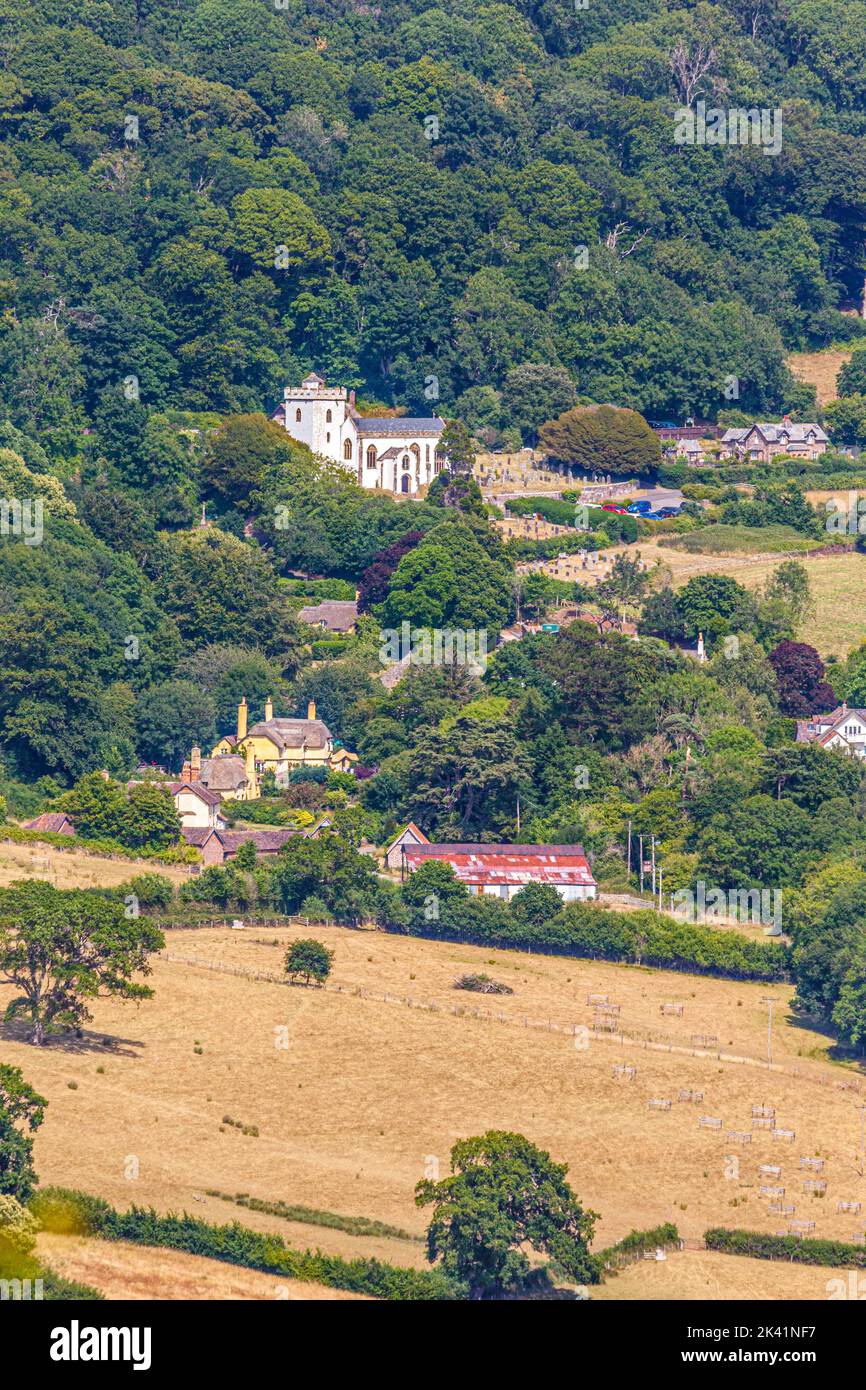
597, 1223, 681, 1274
705, 1228, 866, 1268
407, 899, 788, 982
31, 1188, 461, 1300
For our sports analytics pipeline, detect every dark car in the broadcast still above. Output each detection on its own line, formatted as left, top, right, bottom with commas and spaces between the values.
656, 505, 682, 518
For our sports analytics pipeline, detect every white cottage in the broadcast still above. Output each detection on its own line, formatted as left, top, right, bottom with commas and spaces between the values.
796, 704, 866, 759
272, 374, 446, 494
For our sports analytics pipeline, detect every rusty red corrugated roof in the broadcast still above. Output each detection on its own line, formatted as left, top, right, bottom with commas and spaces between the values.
403, 843, 596, 887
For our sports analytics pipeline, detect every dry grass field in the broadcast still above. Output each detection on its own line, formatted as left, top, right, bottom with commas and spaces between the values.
37, 1233, 365, 1301
787, 349, 853, 405
0, 838, 193, 891
602, 540, 866, 659
4, 923, 865, 1301
593, 1247, 844, 1301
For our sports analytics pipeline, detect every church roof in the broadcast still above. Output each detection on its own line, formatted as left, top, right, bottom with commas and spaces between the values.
355, 417, 444, 436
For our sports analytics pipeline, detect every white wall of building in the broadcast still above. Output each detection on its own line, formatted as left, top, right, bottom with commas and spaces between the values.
280, 376, 441, 493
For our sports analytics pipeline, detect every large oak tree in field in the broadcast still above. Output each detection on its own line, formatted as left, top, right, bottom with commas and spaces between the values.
416, 1130, 599, 1297
0, 883, 164, 1046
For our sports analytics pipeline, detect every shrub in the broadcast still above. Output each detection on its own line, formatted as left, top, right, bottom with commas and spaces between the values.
0, 1194, 39, 1257
299, 895, 334, 924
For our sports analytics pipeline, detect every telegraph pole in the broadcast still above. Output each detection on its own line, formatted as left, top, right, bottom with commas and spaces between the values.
760, 997, 775, 1064
639, 835, 644, 894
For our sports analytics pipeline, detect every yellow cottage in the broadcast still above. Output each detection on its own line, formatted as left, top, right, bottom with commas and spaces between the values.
212, 697, 357, 786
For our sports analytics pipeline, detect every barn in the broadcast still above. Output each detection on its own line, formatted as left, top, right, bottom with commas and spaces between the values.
402, 843, 597, 901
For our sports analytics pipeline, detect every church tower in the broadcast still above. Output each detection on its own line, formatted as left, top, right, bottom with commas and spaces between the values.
281, 373, 353, 464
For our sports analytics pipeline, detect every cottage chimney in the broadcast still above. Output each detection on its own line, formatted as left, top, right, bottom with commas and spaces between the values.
264, 695, 274, 722
307, 700, 317, 721
782, 415, 791, 427
191, 745, 201, 779
181, 757, 192, 781
349, 389, 356, 406
237, 696, 248, 740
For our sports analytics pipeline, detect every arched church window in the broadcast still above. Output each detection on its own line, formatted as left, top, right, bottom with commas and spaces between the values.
344, 439, 353, 460
366, 446, 377, 468
295, 408, 302, 423
326, 409, 332, 423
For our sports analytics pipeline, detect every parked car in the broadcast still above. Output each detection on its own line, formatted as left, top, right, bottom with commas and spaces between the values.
642, 510, 665, 520
656, 505, 681, 518
601, 503, 628, 513
627, 500, 652, 514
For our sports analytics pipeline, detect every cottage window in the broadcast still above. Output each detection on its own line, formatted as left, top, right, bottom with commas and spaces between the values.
326, 409, 332, 423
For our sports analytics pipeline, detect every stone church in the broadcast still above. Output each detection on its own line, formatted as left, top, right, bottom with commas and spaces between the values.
272, 373, 445, 494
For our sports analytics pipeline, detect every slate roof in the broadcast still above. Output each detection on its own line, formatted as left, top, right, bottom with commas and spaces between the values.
723, 422, 828, 445
353, 416, 444, 436
404, 843, 597, 888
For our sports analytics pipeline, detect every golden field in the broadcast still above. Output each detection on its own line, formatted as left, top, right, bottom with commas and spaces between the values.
36, 1232, 365, 1301
3, 923, 865, 1300
0, 838, 193, 891
787, 349, 852, 406
601, 540, 866, 660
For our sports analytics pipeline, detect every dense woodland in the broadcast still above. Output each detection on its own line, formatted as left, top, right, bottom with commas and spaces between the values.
1, 1, 866, 1056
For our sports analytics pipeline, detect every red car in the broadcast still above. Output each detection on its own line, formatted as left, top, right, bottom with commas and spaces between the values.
601, 503, 628, 513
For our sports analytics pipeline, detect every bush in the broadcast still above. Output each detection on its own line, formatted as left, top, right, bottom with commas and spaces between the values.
597, 1223, 680, 1274
705, 1227, 866, 1269
298, 895, 334, 924
123, 873, 174, 910
0, 1194, 38, 1257
288, 766, 328, 785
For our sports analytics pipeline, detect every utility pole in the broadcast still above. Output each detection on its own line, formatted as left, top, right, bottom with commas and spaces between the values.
516, 794, 521, 835
761, 997, 775, 1064
859, 1104, 866, 1179
651, 836, 656, 897
639, 834, 644, 894
627, 818, 632, 878
658, 864, 663, 913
